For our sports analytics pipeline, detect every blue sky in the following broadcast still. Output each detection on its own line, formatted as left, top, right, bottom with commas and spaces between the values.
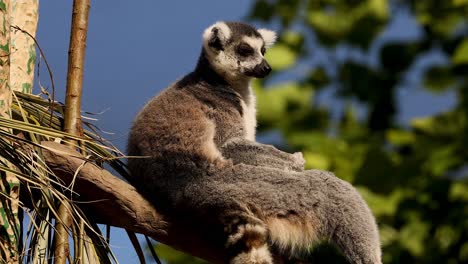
35, 1, 456, 263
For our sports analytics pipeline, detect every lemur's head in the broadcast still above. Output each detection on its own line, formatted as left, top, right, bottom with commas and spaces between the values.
202, 21, 277, 81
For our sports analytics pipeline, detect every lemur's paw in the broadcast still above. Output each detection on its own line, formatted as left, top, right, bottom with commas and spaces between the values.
230, 244, 273, 264
291, 152, 305, 171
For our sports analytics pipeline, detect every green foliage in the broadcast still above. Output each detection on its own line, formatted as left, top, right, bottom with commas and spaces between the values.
306, 0, 389, 48
154, 244, 210, 264
423, 66, 455, 93
453, 38, 468, 65
255, 81, 315, 131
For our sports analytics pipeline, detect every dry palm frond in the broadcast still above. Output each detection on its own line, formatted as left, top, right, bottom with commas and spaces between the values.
0, 91, 154, 263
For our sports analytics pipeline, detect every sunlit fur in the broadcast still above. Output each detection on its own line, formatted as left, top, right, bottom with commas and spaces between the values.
258, 28, 277, 48
202, 21, 231, 48
267, 216, 319, 256
240, 92, 257, 141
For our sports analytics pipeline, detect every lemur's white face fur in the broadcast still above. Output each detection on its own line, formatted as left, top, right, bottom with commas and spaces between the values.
202, 22, 277, 82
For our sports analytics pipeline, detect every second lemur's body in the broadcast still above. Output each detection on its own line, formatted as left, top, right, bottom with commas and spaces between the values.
128, 22, 381, 264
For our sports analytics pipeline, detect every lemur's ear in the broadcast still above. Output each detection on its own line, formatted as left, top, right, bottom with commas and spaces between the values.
203, 22, 231, 51
257, 28, 277, 48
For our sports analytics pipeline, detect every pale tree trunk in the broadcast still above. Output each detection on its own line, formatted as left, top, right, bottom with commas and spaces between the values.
0, 0, 14, 260
10, 0, 39, 94
0, 0, 38, 262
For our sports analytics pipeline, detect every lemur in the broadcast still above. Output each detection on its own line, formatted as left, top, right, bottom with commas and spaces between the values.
127, 21, 382, 264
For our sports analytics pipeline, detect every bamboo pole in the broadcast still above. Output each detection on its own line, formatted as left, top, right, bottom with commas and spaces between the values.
54, 0, 90, 263
63, 0, 89, 139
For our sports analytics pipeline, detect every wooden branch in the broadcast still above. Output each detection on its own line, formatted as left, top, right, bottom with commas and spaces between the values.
41, 141, 226, 264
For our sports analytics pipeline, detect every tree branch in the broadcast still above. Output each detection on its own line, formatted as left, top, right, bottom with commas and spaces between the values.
41, 141, 226, 264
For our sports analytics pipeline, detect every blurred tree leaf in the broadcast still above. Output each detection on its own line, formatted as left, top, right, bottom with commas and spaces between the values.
339, 62, 380, 101
380, 42, 423, 74
411, 0, 468, 37
307, 0, 388, 48
398, 214, 429, 257
386, 129, 415, 146
435, 225, 459, 252
460, 242, 468, 262
305, 67, 330, 89
248, 0, 275, 21
279, 30, 306, 57
354, 146, 399, 194
454, 0, 468, 6
255, 81, 313, 130
449, 181, 468, 202
307, 10, 355, 46
423, 66, 456, 93
453, 38, 468, 65
338, 61, 396, 131
423, 145, 461, 176
411, 111, 465, 138
303, 151, 331, 170
265, 43, 298, 71
358, 188, 405, 218
339, 105, 367, 140
154, 243, 210, 264
442, 35, 465, 55
274, 0, 301, 26
248, 0, 301, 26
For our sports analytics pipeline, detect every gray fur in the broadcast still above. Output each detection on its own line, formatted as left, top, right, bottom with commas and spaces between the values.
221, 138, 305, 172
127, 21, 382, 264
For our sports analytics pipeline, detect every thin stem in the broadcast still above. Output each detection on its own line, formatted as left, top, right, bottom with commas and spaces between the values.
63, 0, 90, 141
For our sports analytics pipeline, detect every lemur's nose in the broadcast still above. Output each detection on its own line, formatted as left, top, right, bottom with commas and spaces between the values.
259, 60, 271, 76
262, 61, 272, 75
247, 59, 272, 78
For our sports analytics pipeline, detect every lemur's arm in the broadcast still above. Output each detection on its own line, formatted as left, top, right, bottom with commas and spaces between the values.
220, 138, 305, 172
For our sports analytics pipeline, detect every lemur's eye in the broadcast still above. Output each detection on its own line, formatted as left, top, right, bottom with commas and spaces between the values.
236, 43, 254, 57
261, 47, 266, 55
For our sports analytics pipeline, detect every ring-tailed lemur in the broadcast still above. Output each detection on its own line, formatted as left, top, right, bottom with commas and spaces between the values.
128, 21, 382, 264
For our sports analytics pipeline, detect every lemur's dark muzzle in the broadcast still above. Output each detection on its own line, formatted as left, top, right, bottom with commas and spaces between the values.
248, 59, 272, 78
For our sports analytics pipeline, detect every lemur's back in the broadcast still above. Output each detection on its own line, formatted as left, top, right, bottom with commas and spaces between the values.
129, 83, 209, 159
127, 71, 246, 187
